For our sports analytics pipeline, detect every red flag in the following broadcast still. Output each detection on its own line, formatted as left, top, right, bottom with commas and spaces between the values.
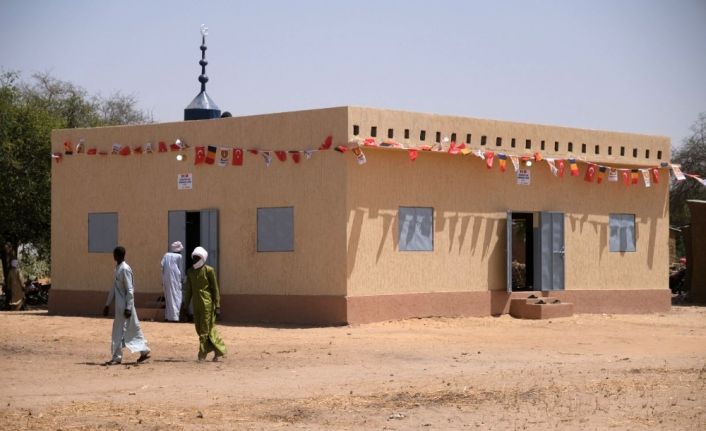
119, 145, 131, 156
87, 148, 97, 155
334, 145, 348, 153
291, 151, 301, 164
597, 166, 606, 184
584, 164, 596, 182
205, 146, 217, 164
448, 142, 460, 155
232, 148, 243, 166
64, 141, 73, 155
363, 138, 378, 147
133, 145, 143, 155
557, 160, 565, 177
248, 149, 259, 155
170, 142, 181, 151
408, 149, 418, 161
622, 170, 630, 186
319, 135, 333, 150
194, 146, 206, 164
275, 150, 287, 162
484, 151, 495, 169
158, 141, 168, 153
631, 169, 639, 185
651, 168, 659, 184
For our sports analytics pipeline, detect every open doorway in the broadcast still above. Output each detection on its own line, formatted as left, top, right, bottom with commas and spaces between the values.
185, 211, 201, 269
506, 211, 565, 292
510, 212, 534, 291
168, 209, 219, 275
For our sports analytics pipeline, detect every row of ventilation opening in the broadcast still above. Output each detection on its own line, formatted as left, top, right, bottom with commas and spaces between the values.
352, 125, 663, 160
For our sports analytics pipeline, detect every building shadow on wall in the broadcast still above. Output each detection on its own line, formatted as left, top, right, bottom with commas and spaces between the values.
346, 206, 503, 287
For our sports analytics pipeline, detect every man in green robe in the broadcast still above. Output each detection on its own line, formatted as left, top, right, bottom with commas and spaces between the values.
182, 246, 227, 361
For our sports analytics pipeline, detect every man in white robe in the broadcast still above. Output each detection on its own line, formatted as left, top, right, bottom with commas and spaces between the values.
160, 241, 184, 322
102, 246, 151, 365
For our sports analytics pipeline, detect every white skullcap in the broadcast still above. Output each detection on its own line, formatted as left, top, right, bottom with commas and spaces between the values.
191, 246, 208, 269
170, 241, 184, 253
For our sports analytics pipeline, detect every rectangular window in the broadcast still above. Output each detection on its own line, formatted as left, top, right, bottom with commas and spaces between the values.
88, 212, 118, 253
257, 207, 294, 252
398, 207, 433, 251
609, 214, 636, 252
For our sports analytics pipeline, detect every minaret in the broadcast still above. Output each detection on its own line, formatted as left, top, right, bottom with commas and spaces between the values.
184, 24, 221, 120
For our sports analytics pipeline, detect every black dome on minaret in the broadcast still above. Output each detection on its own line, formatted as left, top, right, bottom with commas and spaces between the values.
184, 25, 221, 121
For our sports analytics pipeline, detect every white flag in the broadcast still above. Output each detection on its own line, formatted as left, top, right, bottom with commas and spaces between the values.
671, 164, 686, 181
510, 155, 519, 172
608, 168, 618, 182
546, 158, 558, 176
641, 169, 651, 187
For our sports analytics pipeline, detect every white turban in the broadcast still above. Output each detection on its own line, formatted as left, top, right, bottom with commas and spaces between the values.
170, 241, 184, 253
191, 246, 208, 269
10, 259, 18, 268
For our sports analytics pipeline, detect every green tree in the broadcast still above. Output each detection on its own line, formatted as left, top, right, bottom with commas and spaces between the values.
0, 71, 151, 281
670, 113, 706, 227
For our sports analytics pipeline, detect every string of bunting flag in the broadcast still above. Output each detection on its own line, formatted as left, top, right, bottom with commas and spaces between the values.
52, 135, 705, 189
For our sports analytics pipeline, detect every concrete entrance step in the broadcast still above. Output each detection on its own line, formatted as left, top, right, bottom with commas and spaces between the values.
509, 297, 574, 319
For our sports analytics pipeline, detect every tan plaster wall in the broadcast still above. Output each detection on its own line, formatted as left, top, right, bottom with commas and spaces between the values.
346, 107, 670, 166
51, 108, 349, 299
345, 108, 670, 297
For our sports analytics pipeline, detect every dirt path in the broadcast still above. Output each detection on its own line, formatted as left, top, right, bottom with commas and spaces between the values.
1, 307, 705, 430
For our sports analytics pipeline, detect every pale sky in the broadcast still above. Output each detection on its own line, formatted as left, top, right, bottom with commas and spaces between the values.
1, 0, 705, 147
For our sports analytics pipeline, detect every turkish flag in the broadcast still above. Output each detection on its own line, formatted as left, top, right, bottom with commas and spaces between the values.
622, 170, 630, 186
584, 164, 596, 182
291, 151, 301, 164
119, 145, 131, 156
132, 145, 143, 155
87, 148, 97, 155
557, 160, 565, 177
275, 150, 287, 162
158, 141, 168, 153
651, 168, 659, 184
194, 146, 206, 165
170, 142, 181, 151
232, 148, 243, 166
408, 149, 418, 161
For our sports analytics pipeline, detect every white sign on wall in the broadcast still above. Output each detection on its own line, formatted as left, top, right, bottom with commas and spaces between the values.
517, 168, 531, 186
177, 173, 193, 190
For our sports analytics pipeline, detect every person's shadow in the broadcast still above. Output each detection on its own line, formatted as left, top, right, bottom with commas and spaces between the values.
78, 358, 188, 366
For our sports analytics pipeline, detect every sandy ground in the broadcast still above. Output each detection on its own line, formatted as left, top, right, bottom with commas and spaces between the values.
1, 307, 705, 430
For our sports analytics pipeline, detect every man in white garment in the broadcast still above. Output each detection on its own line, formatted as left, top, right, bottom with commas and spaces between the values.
160, 241, 184, 322
102, 246, 151, 365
